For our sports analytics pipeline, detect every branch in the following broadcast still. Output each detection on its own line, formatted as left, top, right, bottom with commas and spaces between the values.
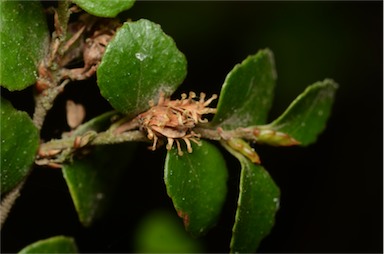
36, 130, 148, 166
35, 121, 299, 168
0, 180, 25, 229
33, 80, 70, 130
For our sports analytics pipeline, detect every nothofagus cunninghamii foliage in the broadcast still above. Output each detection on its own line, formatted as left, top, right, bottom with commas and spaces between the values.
1, 1, 337, 253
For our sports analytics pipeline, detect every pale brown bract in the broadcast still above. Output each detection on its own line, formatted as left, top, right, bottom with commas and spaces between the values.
138, 91, 217, 156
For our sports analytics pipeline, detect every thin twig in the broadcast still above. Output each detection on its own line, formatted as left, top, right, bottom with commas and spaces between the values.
0, 180, 25, 229
33, 79, 70, 130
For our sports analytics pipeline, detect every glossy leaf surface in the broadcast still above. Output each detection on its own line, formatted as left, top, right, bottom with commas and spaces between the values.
0, 1, 48, 90
222, 142, 280, 253
164, 140, 228, 237
212, 49, 277, 129
1, 98, 39, 194
97, 19, 187, 116
265, 79, 338, 146
72, 0, 135, 18
18, 235, 78, 254
62, 143, 135, 227
134, 210, 203, 253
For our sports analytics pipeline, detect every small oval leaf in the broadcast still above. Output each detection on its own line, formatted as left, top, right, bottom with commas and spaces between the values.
231, 162, 280, 253
62, 143, 136, 227
62, 110, 134, 226
212, 49, 277, 129
18, 236, 78, 254
1, 98, 39, 194
97, 19, 187, 117
0, 1, 49, 90
164, 140, 228, 237
222, 141, 280, 253
264, 79, 338, 146
72, 0, 135, 18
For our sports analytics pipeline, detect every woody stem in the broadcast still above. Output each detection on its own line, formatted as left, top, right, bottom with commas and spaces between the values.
33, 80, 70, 130
36, 125, 258, 166
194, 126, 257, 141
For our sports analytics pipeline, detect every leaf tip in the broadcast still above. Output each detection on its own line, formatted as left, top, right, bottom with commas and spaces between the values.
261, 48, 277, 79
323, 78, 339, 88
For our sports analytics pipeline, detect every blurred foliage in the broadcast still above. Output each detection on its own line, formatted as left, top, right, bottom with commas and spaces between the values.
134, 210, 203, 253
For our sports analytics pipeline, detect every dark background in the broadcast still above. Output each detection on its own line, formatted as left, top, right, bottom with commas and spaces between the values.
1, 1, 382, 253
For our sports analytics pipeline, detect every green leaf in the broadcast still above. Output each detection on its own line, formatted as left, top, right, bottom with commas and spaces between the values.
212, 49, 277, 129
164, 140, 228, 237
62, 143, 135, 227
18, 235, 78, 254
63, 110, 132, 227
264, 79, 338, 146
72, 110, 120, 135
222, 141, 280, 253
231, 162, 280, 253
1, 98, 39, 194
72, 0, 135, 18
0, 1, 49, 90
97, 19, 187, 117
134, 210, 203, 253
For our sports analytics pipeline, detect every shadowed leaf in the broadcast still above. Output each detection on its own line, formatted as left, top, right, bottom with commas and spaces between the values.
18, 236, 78, 254
1, 98, 39, 194
62, 143, 136, 227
